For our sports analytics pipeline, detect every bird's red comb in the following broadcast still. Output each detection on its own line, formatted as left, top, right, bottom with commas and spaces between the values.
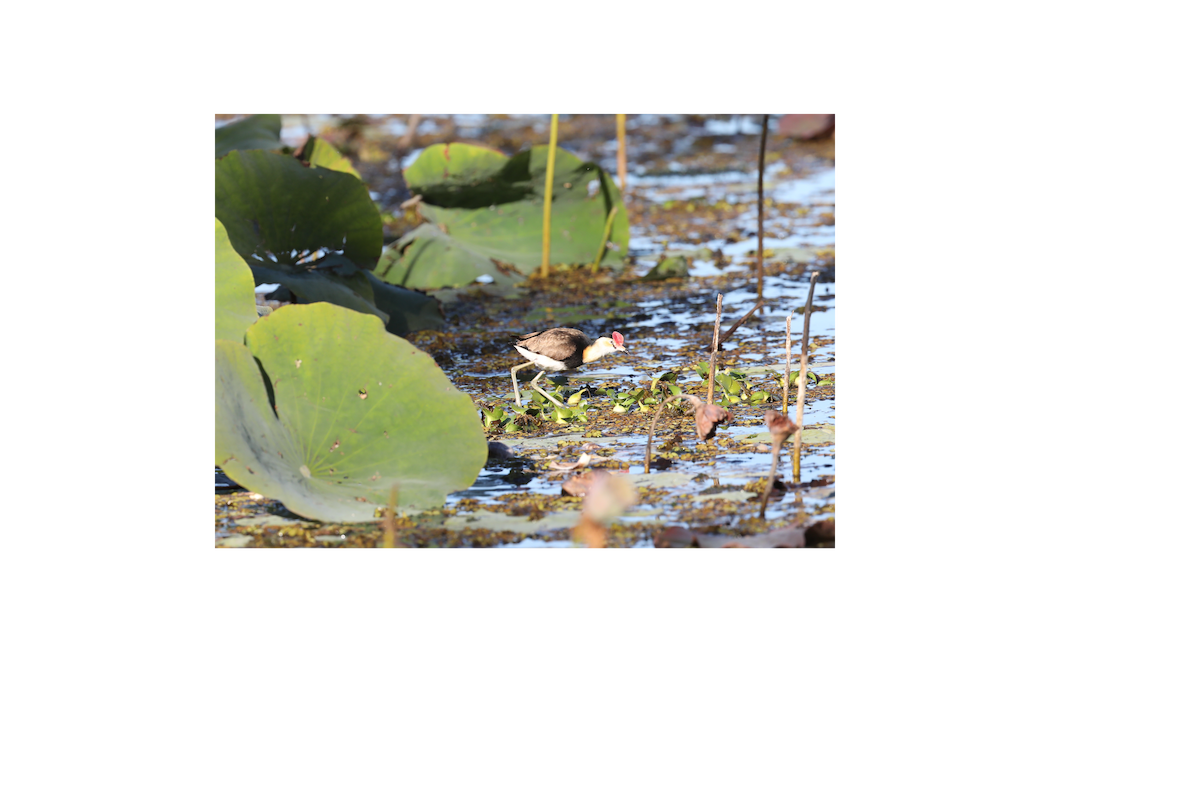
612, 331, 624, 347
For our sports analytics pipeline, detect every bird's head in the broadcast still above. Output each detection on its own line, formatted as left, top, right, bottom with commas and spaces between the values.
598, 331, 627, 354
582, 331, 627, 364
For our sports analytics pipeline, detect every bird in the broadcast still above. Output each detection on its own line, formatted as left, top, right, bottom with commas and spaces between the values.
510, 328, 627, 407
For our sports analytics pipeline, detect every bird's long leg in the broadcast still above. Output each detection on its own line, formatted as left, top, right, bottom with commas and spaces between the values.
511, 361, 536, 405
529, 370, 565, 408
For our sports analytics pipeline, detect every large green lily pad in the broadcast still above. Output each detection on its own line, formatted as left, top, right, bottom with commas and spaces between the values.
215, 219, 259, 341
375, 144, 628, 290
215, 149, 441, 335
216, 149, 381, 270
216, 303, 485, 522
298, 135, 361, 179
377, 223, 524, 289
215, 114, 281, 157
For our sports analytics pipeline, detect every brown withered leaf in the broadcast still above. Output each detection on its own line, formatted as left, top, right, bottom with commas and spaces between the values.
778, 114, 835, 140
572, 472, 636, 547
561, 469, 603, 497
573, 517, 607, 548
764, 409, 799, 445
677, 393, 731, 441
582, 472, 636, 521
547, 453, 601, 471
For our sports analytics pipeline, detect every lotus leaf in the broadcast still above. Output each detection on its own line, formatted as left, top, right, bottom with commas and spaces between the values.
215, 303, 485, 522
216, 150, 381, 271
642, 255, 690, 280
215, 114, 281, 157
215, 219, 259, 341
215, 150, 441, 335
375, 144, 628, 290
298, 136, 361, 179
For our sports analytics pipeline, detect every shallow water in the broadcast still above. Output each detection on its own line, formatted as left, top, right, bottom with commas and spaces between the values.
219, 113, 834, 547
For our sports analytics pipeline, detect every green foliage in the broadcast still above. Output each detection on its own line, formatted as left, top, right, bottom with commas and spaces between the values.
716, 372, 743, 398
216, 149, 380, 270
642, 255, 690, 281
215, 219, 259, 342
481, 405, 509, 429
777, 371, 825, 388
215, 114, 281, 157
375, 143, 628, 290
298, 136, 361, 179
651, 371, 682, 395
377, 223, 524, 289
404, 143, 514, 206
215, 303, 485, 522
215, 149, 441, 336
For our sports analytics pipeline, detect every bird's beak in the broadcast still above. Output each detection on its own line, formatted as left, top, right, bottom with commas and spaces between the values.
616, 344, 627, 352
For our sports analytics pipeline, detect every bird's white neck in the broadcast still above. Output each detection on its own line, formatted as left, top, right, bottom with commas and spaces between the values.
581, 342, 608, 364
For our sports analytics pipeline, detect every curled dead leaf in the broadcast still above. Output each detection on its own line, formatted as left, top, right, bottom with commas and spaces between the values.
547, 453, 599, 471
561, 469, 603, 497
764, 409, 799, 445
778, 114, 834, 140
571, 472, 635, 547
581, 472, 636, 522
677, 393, 731, 441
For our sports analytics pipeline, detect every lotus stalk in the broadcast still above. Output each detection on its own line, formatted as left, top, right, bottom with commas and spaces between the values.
707, 293, 723, 405
540, 113, 559, 279
792, 270, 820, 483
592, 205, 619, 271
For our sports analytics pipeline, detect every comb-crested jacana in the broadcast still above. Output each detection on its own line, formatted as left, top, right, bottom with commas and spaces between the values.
510, 329, 627, 407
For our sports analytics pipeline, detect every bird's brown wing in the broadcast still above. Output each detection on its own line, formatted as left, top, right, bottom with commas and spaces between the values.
512, 328, 590, 363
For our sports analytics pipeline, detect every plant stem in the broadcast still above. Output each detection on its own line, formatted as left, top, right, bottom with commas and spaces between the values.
782, 311, 794, 417
644, 395, 668, 473
707, 293, 723, 405
399, 114, 420, 153
617, 114, 627, 194
382, 484, 398, 548
717, 299, 764, 347
756, 113, 767, 303
591, 205, 619, 271
760, 440, 782, 519
540, 113, 559, 279
792, 270, 819, 483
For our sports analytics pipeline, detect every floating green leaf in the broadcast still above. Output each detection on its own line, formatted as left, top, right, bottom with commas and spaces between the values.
403, 142, 514, 206
377, 223, 523, 289
215, 149, 440, 335
215, 114, 281, 157
642, 254, 690, 281
651, 371, 678, 392
216, 150, 380, 271
365, 273, 443, 337
215, 219, 259, 342
216, 303, 485, 522
716, 373, 742, 396
375, 144, 628, 290
298, 136, 361, 179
